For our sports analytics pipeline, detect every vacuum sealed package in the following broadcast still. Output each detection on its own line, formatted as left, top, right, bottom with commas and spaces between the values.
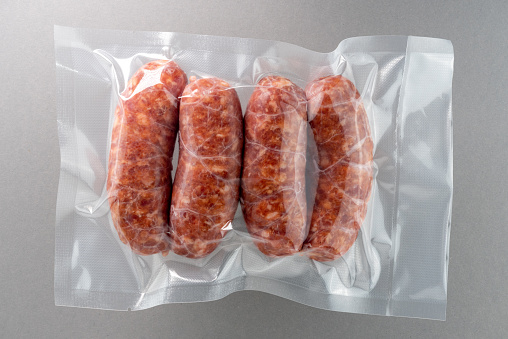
54, 25, 454, 320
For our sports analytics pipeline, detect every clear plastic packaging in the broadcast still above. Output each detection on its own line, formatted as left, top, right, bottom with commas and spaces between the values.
54, 25, 454, 320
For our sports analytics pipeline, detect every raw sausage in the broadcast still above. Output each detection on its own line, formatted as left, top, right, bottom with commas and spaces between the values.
303, 75, 373, 261
107, 60, 187, 255
241, 76, 307, 256
304, 76, 373, 261
170, 77, 243, 258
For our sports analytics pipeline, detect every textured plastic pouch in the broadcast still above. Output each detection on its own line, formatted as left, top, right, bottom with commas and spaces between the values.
54, 25, 453, 320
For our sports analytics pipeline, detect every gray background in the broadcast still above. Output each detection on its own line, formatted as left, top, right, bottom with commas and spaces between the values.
1, 0, 506, 338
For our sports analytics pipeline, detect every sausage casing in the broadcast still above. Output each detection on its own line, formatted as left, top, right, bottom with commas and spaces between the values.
170, 77, 243, 258
107, 60, 187, 255
303, 75, 373, 261
241, 76, 307, 256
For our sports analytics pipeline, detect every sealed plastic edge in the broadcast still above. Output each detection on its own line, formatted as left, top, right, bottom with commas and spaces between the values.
55, 276, 445, 320
54, 25, 80, 304
54, 26, 453, 66
386, 36, 453, 320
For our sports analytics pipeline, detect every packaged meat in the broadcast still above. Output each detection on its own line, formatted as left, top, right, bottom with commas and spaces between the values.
107, 60, 187, 256
170, 77, 243, 258
55, 26, 454, 320
303, 75, 374, 261
241, 76, 307, 257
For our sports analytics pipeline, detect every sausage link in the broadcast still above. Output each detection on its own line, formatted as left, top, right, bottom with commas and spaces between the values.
170, 77, 243, 258
241, 76, 307, 256
303, 75, 373, 261
107, 60, 187, 255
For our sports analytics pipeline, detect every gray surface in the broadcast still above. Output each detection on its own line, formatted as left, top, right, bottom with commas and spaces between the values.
0, 0, 506, 338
